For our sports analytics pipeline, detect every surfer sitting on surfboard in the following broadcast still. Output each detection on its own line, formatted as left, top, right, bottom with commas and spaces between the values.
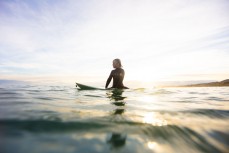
105, 59, 129, 89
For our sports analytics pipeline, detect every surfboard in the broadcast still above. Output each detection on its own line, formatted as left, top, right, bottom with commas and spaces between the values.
76, 83, 104, 90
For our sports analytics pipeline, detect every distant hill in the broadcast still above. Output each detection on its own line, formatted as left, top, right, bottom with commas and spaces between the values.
183, 79, 229, 87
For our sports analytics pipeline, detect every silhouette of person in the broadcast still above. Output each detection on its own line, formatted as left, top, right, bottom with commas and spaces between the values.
105, 59, 128, 89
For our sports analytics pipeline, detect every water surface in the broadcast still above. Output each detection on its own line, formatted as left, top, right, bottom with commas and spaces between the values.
0, 81, 228, 153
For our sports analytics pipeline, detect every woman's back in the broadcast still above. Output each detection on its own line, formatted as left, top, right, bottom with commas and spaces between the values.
105, 59, 128, 89
111, 68, 125, 88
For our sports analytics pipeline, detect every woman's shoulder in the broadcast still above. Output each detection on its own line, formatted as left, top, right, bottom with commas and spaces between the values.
111, 69, 116, 74
114, 68, 124, 71
120, 68, 124, 72
117, 67, 124, 70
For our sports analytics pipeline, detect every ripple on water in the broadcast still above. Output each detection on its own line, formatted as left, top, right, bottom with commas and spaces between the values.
150, 89, 175, 95
206, 96, 229, 101
0, 82, 228, 153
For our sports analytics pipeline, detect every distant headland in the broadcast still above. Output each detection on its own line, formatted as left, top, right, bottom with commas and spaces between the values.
181, 79, 229, 87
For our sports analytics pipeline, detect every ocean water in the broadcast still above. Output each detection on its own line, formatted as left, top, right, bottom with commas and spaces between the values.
0, 81, 228, 153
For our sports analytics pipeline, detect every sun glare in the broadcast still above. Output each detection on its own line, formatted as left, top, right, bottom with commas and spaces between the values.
143, 113, 167, 126
147, 141, 158, 150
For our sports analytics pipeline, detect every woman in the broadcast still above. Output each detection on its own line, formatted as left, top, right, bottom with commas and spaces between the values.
105, 59, 128, 89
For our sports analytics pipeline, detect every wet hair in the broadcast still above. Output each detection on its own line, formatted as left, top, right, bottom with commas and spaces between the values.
113, 58, 122, 68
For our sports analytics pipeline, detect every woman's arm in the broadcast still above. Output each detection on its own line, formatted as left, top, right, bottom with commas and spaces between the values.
105, 71, 113, 88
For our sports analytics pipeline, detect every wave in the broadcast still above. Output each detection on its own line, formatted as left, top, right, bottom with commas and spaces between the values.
150, 89, 175, 95
184, 109, 229, 118
0, 119, 111, 133
206, 97, 229, 101
0, 119, 226, 153
141, 125, 223, 153
0, 92, 18, 95
154, 109, 229, 118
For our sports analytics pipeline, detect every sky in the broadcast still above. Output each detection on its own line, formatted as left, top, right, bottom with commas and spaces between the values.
0, 0, 229, 85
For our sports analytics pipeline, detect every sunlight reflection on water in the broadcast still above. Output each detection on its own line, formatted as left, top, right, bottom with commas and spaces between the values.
143, 113, 168, 126
0, 82, 228, 153
147, 141, 159, 151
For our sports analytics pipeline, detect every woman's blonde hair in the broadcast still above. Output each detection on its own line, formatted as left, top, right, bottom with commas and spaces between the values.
113, 58, 122, 67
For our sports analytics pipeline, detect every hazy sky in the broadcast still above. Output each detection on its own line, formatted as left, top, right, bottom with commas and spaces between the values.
0, 0, 229, 84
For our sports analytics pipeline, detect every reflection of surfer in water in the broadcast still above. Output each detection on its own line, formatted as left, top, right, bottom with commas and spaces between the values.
107, 133, 127, 149
106, 59, 129, 89
107, 90, 127, 150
